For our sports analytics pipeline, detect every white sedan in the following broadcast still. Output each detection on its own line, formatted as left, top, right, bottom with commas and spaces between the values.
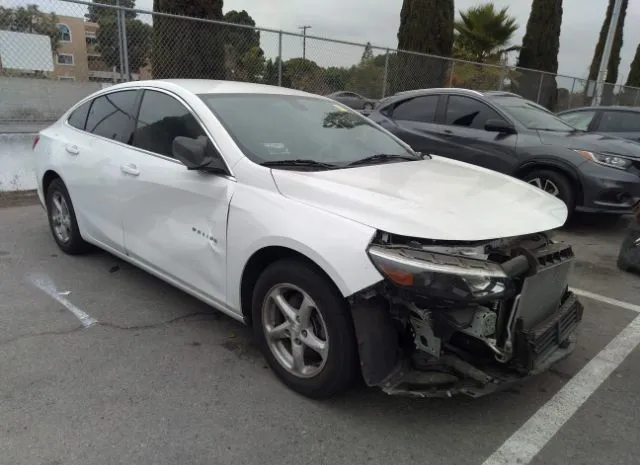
33, 79, 583, 398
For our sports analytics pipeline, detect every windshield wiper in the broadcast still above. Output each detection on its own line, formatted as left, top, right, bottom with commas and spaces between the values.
347, 153, 421, 167
261, 159, 337, 169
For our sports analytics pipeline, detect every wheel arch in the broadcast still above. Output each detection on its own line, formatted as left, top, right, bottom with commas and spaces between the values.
514, 160, 584, 206
239, 245, 346, 327
42, 169, 62, 195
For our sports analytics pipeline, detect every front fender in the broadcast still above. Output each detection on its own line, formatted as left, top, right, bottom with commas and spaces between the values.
225, 181, 383, 312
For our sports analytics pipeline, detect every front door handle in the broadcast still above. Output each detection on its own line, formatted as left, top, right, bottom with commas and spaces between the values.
65, 144, 79, 155
120, 163, 140, 176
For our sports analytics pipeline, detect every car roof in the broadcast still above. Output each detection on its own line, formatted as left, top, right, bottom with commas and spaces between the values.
97, 78, 317, 98
558, 105, 640, 114
375, 88, 524, 107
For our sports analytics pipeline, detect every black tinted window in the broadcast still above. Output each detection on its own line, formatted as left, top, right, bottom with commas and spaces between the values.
85, 90, 138, 143
133, 90, 210, 159
445, 95, 504, 130
67, 100, 91, 130
599, 111, 640, 132
392, 96, 439, 123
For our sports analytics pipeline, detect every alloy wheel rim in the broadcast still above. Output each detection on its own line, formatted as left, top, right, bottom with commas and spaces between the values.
51, 192, 72, 244
262, 283, 329, 378
527, 177, 560, 197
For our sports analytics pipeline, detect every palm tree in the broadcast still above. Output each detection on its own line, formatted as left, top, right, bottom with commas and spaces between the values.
453, 3, 519, 63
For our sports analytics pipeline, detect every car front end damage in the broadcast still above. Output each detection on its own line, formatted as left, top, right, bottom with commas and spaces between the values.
349, 230, 583, 398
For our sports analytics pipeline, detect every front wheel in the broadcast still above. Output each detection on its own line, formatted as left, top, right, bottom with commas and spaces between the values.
523, 169, 576, 214
252, 259, 358, 398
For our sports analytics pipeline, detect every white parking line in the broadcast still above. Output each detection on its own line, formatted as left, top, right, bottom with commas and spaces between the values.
571, 287, 640, 313
28, 273, 98, 328
483, 293, 640, 465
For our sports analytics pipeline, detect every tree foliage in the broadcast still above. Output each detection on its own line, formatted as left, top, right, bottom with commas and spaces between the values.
395, 0, 454, 92
152, 0, 226, 79
515, 0, 563, 109
0, 4, 60, 51
626, 44, 640, 88
85, 0, 135, 23
587, 0, 628, 104
96, 18, 151, 73
453, 3, 519, 63
223, 10, 264, 83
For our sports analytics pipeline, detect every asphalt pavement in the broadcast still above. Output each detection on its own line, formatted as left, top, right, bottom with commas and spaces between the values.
1, 199, 639, 465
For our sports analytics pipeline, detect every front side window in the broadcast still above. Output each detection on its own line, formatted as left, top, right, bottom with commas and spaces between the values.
599, 111, 640, 132
558, 110, 596, 131
392, 95, 439, 123
85, 90, 138, 143
198, 93, 417, 167
67, 100, 91, 130
133, 90, 213, 159
445, 95, 505, 130
490, 96, 574, 131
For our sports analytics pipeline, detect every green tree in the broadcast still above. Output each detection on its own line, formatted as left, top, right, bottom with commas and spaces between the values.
96, 18, 151, 74
515, 0, 563, 110
152, 0, 226, 79
626, 44, 640, 88
0, 5, 60, 51
85, 0, 136, 22
360, 42, 374, 64
394, 0, 454, 92
587, 0, 629, 104
283, 58, 328, 93
262, 58, 279, 85
224, 10, 264, 83
453, 3, 519, 63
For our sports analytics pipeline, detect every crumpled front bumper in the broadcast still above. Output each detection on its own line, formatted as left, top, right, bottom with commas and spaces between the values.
379, 293, 583, 399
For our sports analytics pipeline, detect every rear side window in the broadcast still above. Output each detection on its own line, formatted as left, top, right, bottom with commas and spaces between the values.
67, 100, 91, 130
133, 90, 210, 159
445, 95, 504, 130
391, 96, 439, 123
85, 90, 139, 143
598, 111, 640, 132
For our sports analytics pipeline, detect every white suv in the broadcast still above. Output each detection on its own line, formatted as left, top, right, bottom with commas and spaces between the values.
33, 79, 583, 398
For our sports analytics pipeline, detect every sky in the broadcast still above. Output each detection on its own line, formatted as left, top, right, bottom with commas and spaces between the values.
7, 0, 640, 85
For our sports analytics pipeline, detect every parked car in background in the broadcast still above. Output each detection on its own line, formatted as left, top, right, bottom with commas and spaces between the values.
557, 106, 640, 142
325, 91, 377, 110
368, 89, 640, 215
33, 79, 582, 399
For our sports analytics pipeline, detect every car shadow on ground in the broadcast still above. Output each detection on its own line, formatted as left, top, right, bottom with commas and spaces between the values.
562, 212, 632, 237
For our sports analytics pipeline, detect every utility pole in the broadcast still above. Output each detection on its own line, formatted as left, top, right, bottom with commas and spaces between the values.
299, 25, 312, 60
593, 0, 624, 106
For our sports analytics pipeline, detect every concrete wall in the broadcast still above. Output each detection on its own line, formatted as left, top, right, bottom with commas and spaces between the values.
0, 76, 102, 122
0, 132, 38, 192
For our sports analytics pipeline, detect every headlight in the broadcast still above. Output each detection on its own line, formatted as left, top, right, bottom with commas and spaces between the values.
574, 150, 632, 170
367, 245, 513, 303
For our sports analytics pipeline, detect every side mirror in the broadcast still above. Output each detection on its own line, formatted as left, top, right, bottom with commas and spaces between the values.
172, 136, 226, 174
485, 119, 516, 134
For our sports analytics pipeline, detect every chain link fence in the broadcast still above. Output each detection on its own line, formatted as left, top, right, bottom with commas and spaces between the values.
2, 0, 640, 122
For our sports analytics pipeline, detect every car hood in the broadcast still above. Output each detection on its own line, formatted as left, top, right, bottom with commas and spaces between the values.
271, 156, 568, 241
537, 130, 640, 158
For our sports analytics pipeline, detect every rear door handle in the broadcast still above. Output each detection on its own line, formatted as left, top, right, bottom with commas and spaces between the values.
65, 144, 79, 155
120, 163, 140, 176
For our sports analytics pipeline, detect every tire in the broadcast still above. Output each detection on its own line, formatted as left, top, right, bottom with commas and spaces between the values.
252, 258, 358, 398
523, 169, 576, 214
45, 178, 91, 255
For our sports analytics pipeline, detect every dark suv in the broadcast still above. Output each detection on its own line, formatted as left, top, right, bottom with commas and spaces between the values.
368, 89, 640, 215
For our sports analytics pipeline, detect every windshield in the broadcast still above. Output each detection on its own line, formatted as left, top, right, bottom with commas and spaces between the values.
490, 96, 575, 131
198, 93, 417, 168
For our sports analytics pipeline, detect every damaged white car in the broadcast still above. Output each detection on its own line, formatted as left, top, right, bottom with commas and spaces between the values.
33, 80, 583, 398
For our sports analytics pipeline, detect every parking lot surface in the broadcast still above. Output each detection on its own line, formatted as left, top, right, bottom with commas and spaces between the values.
2, 198, 640, 465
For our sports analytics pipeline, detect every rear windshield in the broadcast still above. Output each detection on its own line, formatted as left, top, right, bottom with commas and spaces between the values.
490, 96, 575, 132
198, 93, 415, 166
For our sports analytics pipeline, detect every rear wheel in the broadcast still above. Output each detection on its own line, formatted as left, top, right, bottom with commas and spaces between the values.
252, 259, 358, 398
45, 178, 91, 255
523, 169, 576, 214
